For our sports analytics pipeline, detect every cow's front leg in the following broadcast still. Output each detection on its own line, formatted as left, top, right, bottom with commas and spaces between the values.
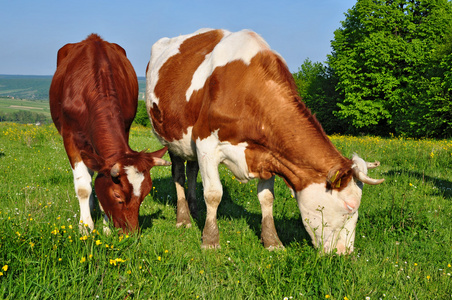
196, 146, 222, 249
258, 177, 283, 250
169, 152, 192, 228
72, 160, 95, 233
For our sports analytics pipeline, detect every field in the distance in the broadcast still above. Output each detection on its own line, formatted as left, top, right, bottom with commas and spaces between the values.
0, 75, 147, 101
0, 97, 51, 117
0, 123, 451, 299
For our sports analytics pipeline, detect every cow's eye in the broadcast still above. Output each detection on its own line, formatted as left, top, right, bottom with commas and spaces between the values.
114, 191, 124, 204
112, 176, 120, 184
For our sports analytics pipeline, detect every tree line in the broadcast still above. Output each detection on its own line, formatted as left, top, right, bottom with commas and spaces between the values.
0, 110, 51, 124
293, 0, 452, 138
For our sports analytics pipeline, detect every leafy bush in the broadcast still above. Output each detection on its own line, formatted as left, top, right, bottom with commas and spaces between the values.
133, 100, 151, 127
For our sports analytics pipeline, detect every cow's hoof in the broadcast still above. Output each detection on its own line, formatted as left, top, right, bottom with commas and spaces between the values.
176, 221, 192, 228
201, 243, 221, 250
266, 244, 285, 251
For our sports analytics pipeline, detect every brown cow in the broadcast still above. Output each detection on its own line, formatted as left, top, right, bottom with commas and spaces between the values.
50, 34, 170, 233
145, 29, 384, 254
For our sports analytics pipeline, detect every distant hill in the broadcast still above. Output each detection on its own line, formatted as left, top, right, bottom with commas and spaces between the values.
0, 75, 146, 101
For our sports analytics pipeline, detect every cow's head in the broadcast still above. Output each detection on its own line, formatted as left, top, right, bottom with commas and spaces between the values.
81, 147, 170, 232
296, 154, 384, 254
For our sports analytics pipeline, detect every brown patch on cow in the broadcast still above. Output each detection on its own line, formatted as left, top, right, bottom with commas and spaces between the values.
152, 30, 224, 142
261, 216, 283, 249
77, 188, 90, 199
201, 220, 220, 248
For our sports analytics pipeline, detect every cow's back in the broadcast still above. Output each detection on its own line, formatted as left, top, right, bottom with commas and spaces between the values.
50, 34, 138, 135
146, 29, 276, 159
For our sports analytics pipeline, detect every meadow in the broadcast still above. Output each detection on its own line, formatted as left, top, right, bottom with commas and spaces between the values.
0, 122, 451, 299
0, 97, 51, 117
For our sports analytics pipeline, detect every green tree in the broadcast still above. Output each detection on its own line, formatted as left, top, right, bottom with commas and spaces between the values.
133, 100, 151, 127
293, 59, 345, 134
328, 0, 452, 137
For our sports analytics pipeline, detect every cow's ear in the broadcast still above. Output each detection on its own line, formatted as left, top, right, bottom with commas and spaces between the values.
151, 147, 171, 166
56, 43, 74, 66
150, 146, 168, 158
326, 167, 352, 190
81, 151, 105, 172
152, 157, 171, 166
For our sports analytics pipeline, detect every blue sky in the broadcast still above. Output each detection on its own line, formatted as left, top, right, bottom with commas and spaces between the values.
0, 0, 356, 76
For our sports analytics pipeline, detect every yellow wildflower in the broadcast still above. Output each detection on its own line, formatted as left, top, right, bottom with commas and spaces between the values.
2, 265, 8, 272
95, 240, 102, 246
80, 257, 86, 263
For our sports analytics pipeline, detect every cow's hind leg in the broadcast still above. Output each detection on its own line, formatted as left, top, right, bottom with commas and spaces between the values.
170, 152, 193, 228
186, 160, 199, 219
258, 177, 284, 250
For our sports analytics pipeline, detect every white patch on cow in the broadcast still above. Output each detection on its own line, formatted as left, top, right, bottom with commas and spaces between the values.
72, 161, 94, 230
219, 140, 252, 183
296, 181, 362, 254
165, 127, 197, 161
195, 130, 252, 183
124, 166, 144, 197
185, 29, 271, 101
146, 28, 214, 107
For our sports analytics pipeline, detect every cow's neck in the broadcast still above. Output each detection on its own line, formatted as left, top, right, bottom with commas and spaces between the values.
252, 98, 347, 191
89, 112, 132, 163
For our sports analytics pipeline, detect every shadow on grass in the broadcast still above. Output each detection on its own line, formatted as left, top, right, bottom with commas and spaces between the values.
385, 169, 452, 199
144, 175, 311, 248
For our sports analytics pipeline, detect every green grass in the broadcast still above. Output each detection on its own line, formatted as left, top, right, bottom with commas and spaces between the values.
0, 97, 51, 117
0, 123, 451, 299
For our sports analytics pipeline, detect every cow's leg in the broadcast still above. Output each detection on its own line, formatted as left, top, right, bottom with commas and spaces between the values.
72, 160, 95, 232
186, 160, 199, 219
196, 145, 222, 249
258, 176, 283, 250
96, 199, 112, 235
169, 152, 192, 228
63, 136, 95, 233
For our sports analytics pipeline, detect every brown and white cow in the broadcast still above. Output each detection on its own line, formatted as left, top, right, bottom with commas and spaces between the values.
145, 29, 384, 254
50, 34, 170, 233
